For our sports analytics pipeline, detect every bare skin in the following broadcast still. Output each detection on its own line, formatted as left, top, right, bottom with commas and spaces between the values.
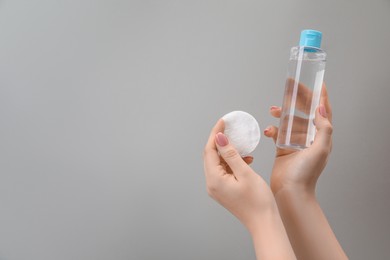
264, 85, 348, 260
203, 120, 296, 260
203, 84, 347, 260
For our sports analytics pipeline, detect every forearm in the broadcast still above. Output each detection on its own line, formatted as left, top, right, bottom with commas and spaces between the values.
274, 187, 348, 260
248, 208, 296, 260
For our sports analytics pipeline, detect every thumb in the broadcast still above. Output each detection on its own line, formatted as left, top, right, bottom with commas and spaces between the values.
215, 132, 250, 177
312, 105, 333, 153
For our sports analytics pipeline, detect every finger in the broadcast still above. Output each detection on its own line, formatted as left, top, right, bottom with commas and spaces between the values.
283, 78, 314, 113
311, 105, 333, 153
263, 125, 295, 157
263, 125, 278, 144
270, 106, 282, 118
215, 132, 251, 179
320, 83, 333, 123
279, 114, 310, 134
222, 156, 253, 174
203, 119, 224, 173
243, 156, 254, 165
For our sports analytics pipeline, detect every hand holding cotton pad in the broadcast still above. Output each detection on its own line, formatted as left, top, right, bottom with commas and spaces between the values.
222, 111, 261, 156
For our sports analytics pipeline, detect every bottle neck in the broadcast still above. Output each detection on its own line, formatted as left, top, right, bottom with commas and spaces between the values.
290, 46, 326, 61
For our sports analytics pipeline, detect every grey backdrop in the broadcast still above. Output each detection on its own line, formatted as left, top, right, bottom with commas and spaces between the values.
1, 1, 390, 259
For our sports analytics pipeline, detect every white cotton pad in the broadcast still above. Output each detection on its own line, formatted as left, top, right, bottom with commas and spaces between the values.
222, 111, 261, 157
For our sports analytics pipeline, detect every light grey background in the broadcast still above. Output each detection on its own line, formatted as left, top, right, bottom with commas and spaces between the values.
1, 0, 389, 259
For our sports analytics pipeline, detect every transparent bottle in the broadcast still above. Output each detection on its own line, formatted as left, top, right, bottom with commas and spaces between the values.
276, 30, 327, 150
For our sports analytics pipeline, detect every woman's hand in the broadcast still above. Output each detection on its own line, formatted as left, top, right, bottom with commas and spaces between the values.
264, 85, 348, 260
203, 119, 296, 260
264, 85, 333, 195
203, 119, 276, 231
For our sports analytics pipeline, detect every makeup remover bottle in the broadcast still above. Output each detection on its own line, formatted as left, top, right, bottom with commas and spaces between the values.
276, 29, 327, 150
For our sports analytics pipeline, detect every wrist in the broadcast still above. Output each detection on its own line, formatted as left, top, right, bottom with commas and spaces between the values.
248, 205, 297, 260
245, 204, 280, 236
273, 184, 317, 206
271, 179, 317, 198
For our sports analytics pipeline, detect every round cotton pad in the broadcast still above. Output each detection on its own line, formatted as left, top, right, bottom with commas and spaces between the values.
222, 111, 261, 157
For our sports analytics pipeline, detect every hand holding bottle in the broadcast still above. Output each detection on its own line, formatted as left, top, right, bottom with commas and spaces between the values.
265, 84, 333, 194
265, 85, 347, 259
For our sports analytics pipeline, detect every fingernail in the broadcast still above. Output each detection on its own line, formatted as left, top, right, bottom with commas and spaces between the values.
264, 127, 270, 134
319, 105, 327, 118
216, 132, 229, 147
270, 106, 278, 111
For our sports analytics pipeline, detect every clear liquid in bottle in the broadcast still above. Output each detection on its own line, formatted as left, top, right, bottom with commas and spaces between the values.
276, 30, 327, 150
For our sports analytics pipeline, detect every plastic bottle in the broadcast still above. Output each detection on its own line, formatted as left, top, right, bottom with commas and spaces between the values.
276, 29, 327, 150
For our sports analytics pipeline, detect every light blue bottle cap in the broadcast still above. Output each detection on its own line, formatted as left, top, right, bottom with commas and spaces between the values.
299, 29, 322, 48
